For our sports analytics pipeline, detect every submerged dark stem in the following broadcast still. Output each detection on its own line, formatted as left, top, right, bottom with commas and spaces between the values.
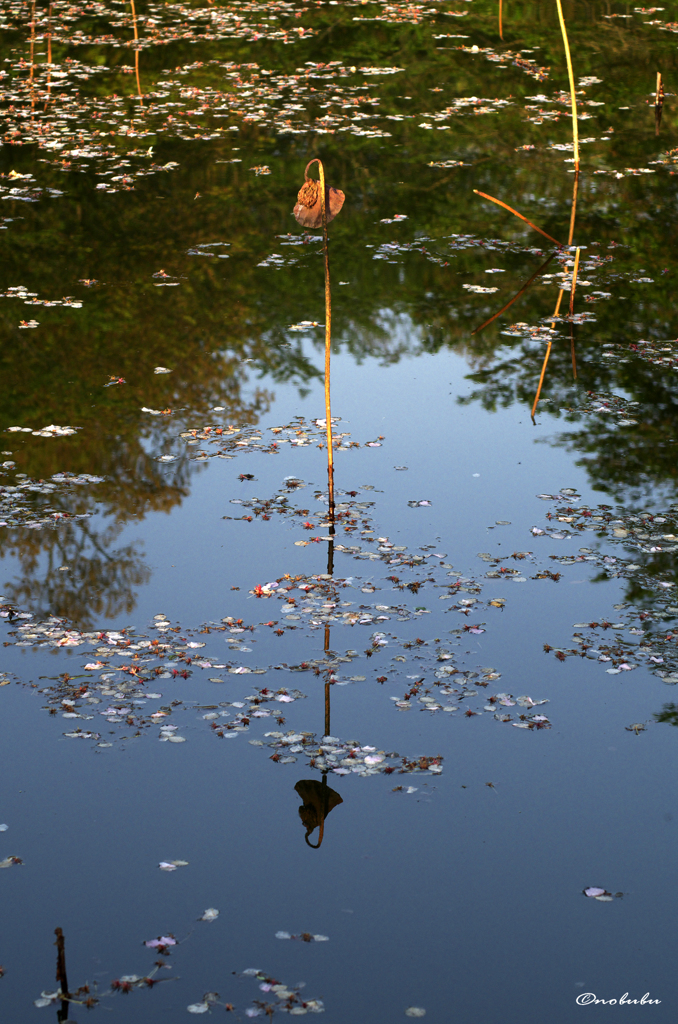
54, 927, 70, 1021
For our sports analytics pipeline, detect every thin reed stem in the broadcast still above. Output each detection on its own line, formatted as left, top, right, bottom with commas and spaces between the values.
473, 190, 563, 246
568, 246, 580, 316
29, 0, 35, 87
568, 246, 580, 381
499, 0, 503, 40
531, 340, 552, 421
555, 0, 579, 171
531, 289, 565, 421
317, 160, 335, 519
567, 169, 578, 246
130, 0, 143, 104
655, 71, 663, 134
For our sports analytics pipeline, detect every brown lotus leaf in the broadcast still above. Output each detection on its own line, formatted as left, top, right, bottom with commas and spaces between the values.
293, 163, 345, 228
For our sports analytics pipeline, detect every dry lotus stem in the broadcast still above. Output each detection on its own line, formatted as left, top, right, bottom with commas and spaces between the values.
293, 161, 345, 228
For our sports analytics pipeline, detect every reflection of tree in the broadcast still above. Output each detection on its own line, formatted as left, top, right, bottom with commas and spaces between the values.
462, 334, 678, 504
654, 703, 678, 727
1, 516, 150, 629
1, 0, 678, 629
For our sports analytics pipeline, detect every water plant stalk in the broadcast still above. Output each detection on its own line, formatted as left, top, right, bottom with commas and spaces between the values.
130, 0, 143, 104
655, 71, 664, 134
317, 159, 335, 519
473, 190, 563, 246
292, 160, 344, 519
555, 0, 579, 171
29, 0, 35, 85
499, 0, 503, 40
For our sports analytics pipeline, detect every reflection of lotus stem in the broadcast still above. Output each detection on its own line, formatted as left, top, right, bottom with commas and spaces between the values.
473, 190, 563, 246
555, 0, 579, 172
568, 246, 580, 316
44, 2, 52, 108
472, 253, 555, 335
317, 159, 335, 517
531, 339, 553, 421
499, 0, 503, 40
29, 0, 35, 84
655, 72, 663, 135
568, 246, 580, 380
567, 166, 578, 246
531, 170, 579, 419
531, 289, 564, 420
55, 926, 70, 1018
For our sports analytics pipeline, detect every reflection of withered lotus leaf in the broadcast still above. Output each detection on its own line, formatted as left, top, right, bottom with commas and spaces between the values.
295, 778, 343, 847
293, 161, 345, 228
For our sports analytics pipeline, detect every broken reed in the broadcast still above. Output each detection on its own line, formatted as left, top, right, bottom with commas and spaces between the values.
555, 0, 579, 171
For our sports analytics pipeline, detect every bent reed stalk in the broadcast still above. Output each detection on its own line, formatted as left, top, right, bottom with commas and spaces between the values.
555, 0, 579, 171
473, 190, 563, 246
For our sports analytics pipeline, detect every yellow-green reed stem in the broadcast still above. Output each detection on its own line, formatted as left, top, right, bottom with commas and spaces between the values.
130, 0, 143, 104
555, 0, 579, 172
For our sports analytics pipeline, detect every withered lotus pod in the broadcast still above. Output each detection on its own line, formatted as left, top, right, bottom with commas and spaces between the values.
293, 159, 345, 228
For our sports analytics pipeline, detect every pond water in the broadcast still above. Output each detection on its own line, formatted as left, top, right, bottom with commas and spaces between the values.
1, 0, 677, 1020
